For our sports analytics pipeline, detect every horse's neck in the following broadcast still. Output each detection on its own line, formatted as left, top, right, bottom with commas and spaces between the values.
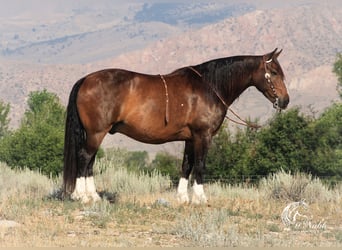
194, 56, 258, 106
213, 64, 252, 106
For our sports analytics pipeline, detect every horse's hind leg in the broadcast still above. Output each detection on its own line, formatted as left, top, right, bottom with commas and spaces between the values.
71, 148, 93, 203
177, 141, 194, 204
85, 152, 101, 202
71, 132, 105, 203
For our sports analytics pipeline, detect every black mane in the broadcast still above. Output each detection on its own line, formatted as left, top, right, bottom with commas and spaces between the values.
191, 56, 261, 101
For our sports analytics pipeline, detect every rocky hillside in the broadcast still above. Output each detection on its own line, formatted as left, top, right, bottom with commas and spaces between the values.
0, 1, 341, 153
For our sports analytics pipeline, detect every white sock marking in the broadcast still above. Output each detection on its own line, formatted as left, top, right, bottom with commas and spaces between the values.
71, 177, 89, 203
85, 176, 101, 202
192, 180, 207, 204
177, 177, 189, 204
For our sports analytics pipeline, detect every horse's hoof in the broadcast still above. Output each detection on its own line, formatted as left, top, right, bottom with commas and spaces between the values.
71, 193, 90, 204
191, 194, 208, 205
177, 193, 190, 204
90, 193, 102, 202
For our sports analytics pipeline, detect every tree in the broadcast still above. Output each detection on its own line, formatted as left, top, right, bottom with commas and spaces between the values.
333, 53, 342, 98
0, 90, 65, 177
247, 108, 314, 176
24, 90, 64, 127
206, 105, 342, 184
207, 122, 256, 183
0, 100, 10, 138
309, 103, 342, 180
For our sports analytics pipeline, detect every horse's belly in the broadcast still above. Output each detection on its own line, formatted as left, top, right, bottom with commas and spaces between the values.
115, 122, 191, 144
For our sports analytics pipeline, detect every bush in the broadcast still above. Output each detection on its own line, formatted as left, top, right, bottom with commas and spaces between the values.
259, 170, 335, 203
95, 156, 172, 195
333, 53, 342, 98
309, 103, 342, 179
0, 162, 55, 201
149, 152, 181, 184
247, 108, 313, 175
0, 100, 10, 138
207, 105, 342, 184
174, 208, 232, 247
125, 151, 148, 171
206, 122, 256, 183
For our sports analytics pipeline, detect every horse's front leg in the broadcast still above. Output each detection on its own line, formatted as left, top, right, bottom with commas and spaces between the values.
177, 141, 194, 204
191, 134, 211, 204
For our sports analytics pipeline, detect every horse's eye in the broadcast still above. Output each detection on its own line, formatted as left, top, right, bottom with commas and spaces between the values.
271, 70, 277, 76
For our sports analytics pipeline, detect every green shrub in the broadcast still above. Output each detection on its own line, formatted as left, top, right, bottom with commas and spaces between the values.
0, 90, 65, 177
149, 152, 181, 184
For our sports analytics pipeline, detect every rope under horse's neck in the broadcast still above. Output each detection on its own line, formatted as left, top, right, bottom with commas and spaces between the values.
188, 66, 260, 129
159, 74, 169, 125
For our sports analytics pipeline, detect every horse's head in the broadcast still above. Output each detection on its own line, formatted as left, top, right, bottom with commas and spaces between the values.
253, 48, 289, 110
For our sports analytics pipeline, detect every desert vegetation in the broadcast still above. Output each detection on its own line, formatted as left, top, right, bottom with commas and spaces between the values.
0, 94, 341, 246
0, 159, 341, 247
0, 90, 341, 185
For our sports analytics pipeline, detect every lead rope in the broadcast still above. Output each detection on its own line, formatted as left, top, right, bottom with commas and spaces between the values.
159, 74, 169, 125
187, 66, 260, 129
226, 108, 261, 129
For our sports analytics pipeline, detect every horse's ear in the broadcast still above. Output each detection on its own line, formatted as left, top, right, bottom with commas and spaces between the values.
264, 48, 278, 63
275, 49, 282, 58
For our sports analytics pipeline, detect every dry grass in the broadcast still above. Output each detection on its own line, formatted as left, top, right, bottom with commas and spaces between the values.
0, 161, 341, 247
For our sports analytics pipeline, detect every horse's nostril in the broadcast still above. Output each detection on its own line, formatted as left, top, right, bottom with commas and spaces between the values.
279, 95, 290, 109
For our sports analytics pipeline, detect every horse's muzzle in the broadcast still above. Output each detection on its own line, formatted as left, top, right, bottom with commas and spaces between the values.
275, 94, 290, 110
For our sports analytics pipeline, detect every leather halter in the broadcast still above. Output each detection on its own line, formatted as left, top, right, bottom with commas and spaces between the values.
264, 59, 280, 110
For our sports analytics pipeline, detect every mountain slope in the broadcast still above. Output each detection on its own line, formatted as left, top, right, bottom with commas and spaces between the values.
0, 1, 341, 154
0, 1, 253, 64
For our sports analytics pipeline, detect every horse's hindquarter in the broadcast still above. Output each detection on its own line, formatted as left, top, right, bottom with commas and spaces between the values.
77, 69, 133, 133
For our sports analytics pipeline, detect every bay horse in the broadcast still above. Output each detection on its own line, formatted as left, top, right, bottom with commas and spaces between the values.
63, 48, 289, 204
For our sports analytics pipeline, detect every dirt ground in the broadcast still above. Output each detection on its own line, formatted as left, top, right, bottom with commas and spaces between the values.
1, 191, 341, 247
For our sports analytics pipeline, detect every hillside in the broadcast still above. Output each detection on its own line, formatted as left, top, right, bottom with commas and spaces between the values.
0, 1, 341, 154
0, 1, 253, 64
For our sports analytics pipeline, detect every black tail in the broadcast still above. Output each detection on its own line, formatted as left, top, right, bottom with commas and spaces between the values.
63, 78, 86, 197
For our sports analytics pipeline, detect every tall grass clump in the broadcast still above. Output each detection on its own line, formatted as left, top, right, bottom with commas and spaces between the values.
94, 156, 172, 196
259, 169, 340, 203
174, 208, 237, 247
0, 162, 57, 221
0, 162, 55, 202
206, 181, 261, 201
